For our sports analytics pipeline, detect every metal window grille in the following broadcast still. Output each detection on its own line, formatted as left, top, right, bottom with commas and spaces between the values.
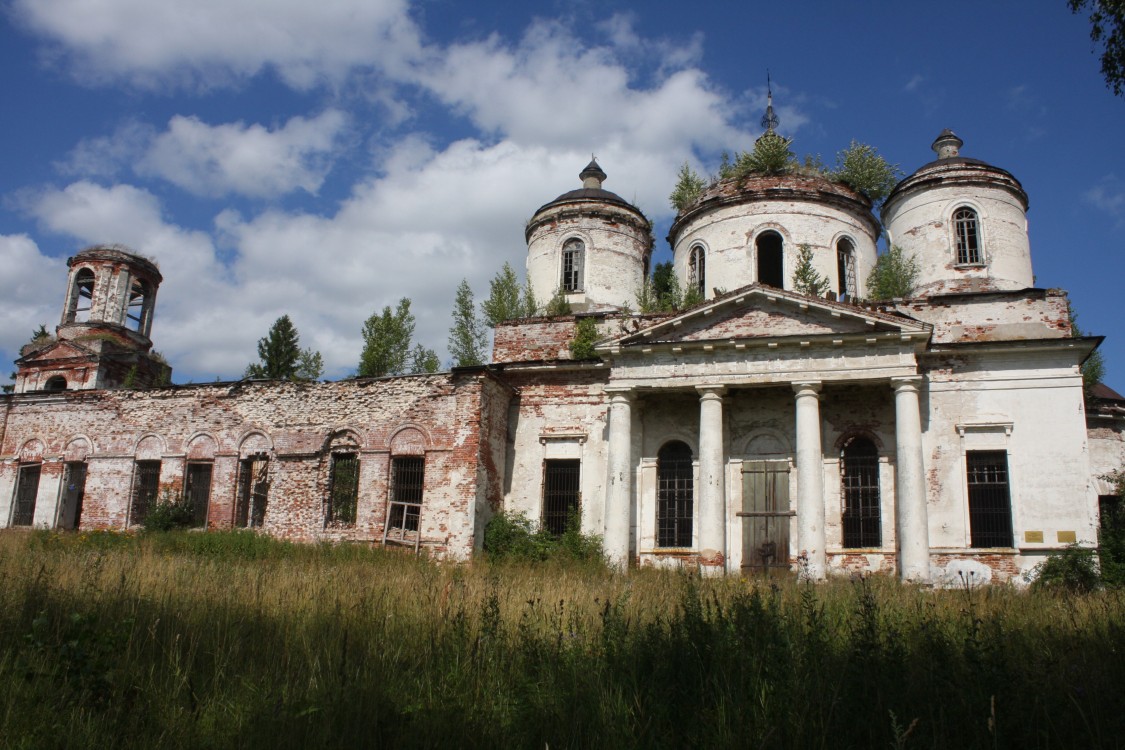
954, 208, 981, 265
561, 240, 584, 292
966, 451, 1013, 548
389, 456, 425, 532
841, 438, 881, 548
130, 460, 161, 525
12, 464, 41, 526
657, 442, 694, 548
327, 453, 360, 526
183, 462, 213, 528
542, 459, 581, 535
235, 457, 269, 528
689, 246, 705, 296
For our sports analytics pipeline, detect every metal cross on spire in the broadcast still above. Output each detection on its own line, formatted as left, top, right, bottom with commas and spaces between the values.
761, 71, 780, 133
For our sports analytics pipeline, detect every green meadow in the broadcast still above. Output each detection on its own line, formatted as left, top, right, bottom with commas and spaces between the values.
1, 529, 1123, 749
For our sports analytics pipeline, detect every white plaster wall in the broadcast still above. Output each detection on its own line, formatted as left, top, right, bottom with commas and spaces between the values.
526, 204, 650, 311
922, 351, 1097, 578
671, 199, 878, 300
884, 174, 1033, 296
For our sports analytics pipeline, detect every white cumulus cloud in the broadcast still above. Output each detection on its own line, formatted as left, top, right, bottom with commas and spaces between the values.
138, 111, 350, 198
11, 0, 422, 89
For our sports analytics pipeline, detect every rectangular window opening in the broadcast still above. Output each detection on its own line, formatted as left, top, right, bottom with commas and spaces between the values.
389, 456, 425, 533
183, 462, 213, 528
12, 464, 42, 527
542, 459, 581, 536
236, 457, 269, 528
327, 453, 360, 526
966, 450, 1013, 548
130, 460, 161, 526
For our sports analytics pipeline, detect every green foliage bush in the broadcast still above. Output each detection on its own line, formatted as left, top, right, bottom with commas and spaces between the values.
669, 161, 705, 212
866, 244, 920, 300
141, 491, 196, 532
831, 140, 902, 205
1029, 544, 1101, 593
483, 510, 604, 565
569, 317, 601, 360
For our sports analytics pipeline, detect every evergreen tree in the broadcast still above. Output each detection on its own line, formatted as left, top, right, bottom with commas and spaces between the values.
482, 262, 534, 327
832, 141, 901, 206
448, 279, 488, 367
865, 245, 920, 300
652, 262, 683, 311
569, 317, 601, 360
245, 315, 323, 381
791, 244, 829, 297
669, 161, 706, 212
358, 298, 416, 377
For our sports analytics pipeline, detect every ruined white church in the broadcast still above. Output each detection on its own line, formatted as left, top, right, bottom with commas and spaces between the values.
4, 126, 1123, 585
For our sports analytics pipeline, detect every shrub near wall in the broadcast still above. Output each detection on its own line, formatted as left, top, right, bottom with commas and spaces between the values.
2, 530, 1124, 748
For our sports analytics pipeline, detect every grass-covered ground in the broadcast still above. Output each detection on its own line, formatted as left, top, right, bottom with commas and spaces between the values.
1, 528, 1123, 749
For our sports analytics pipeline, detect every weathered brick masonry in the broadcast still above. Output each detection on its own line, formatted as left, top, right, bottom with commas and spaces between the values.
0, 370, 508, 558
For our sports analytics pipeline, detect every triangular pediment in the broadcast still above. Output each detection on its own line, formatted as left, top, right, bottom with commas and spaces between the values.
15, 340, 97, 366
600, 284, 930, 351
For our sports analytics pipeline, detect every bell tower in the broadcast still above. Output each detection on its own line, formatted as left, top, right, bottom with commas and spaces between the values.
13, 244, 171, 393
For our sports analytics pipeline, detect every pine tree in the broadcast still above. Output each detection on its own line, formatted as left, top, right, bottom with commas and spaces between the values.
358, 298, 416, 377
866, 245, 920, 300
448, 279, 488, 367
479, 260, 531, 326
791, 244, 828, 297
245, 315, 322, 381
669, 161, 705, 212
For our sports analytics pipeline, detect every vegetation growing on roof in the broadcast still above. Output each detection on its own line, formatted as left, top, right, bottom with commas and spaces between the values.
790, 244, 829, 297
670, 135, 900, 213
865, 245, 919, 300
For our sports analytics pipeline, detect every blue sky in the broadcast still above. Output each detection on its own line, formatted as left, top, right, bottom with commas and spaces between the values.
2, 0, 1122, 387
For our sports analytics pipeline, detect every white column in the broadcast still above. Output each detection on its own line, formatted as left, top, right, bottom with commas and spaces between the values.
793, 381, 826, 580
696, 385, 726, 569
892, 376, 930, 582
604, 388, 633, 570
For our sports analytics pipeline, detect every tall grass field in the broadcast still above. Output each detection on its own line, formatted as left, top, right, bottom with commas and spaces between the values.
1, 529, 1123, 749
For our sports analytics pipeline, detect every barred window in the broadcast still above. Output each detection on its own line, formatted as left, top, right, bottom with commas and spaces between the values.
236, 456, 269, 528
389, 456, 425, 532
966, 451, 1013, 548
954, 207, 982, 265
561, 239, 584, 292
689, 245, 706, 297
542, 459, 581, 535
327, 453, 360, 526
841, 437, 880, 548
130, 460, 161, 525
183, 462, 213, 528
11, 464, 41, 527
657, 441, 694, 548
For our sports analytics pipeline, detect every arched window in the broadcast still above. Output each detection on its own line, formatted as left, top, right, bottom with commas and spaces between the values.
44, 376, 67, 392
561, 239, 584, 293
688, 245, 706, 298
953, 207, 982, 265
756, 231, 784, 288
836, 238, 856, 300
841, 436, 881, 548
657, 441, 694, 547
68, 269, 95, 324
126, 279, 150, 333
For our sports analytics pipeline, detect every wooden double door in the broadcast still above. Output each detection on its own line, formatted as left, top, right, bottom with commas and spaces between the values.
739, 460, 793, 574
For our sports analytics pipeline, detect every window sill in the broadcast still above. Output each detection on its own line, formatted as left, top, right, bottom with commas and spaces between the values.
952, 263, 987, 270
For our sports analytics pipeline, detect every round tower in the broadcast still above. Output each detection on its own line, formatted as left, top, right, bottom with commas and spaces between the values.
882, 130, 1032, 297
525, 160, 652, 312
13, 244, 170, 392
668, 173, 880, 302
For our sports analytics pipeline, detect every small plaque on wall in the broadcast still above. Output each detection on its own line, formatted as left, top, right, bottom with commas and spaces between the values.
1024, 530, 1044, 543
1057, 530, 1077, 544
